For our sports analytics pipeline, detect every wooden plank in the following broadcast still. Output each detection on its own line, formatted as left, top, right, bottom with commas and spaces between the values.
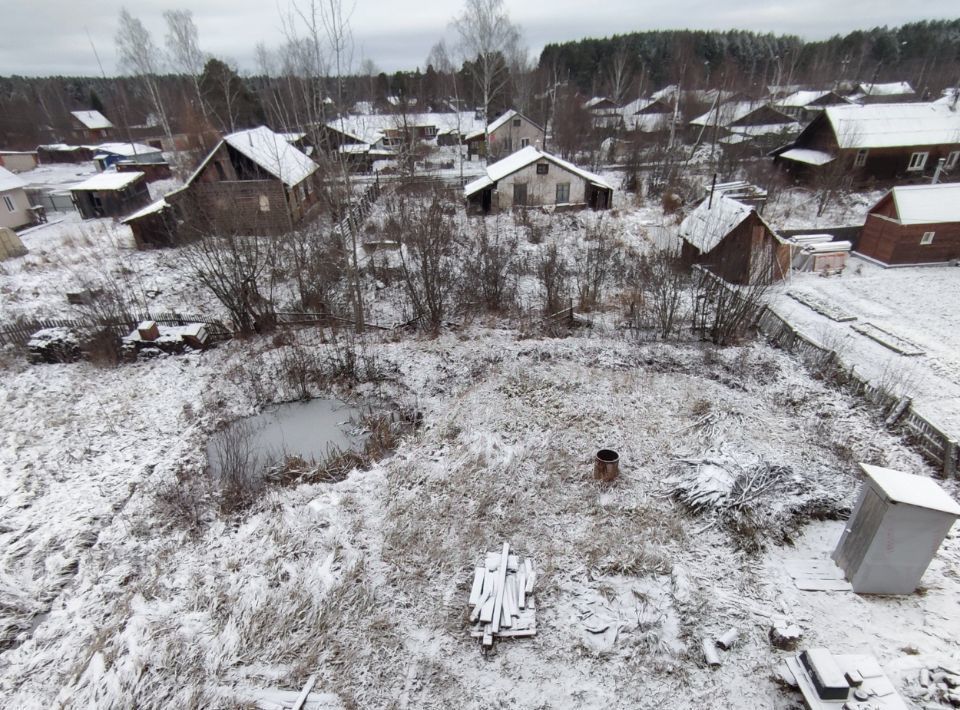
792, 578, 853, 592
479, 578, 496, 623
524, 559, 535, 593
291, 674, 317, 710
507, 554, 519, 571
468, 567, 484, 605
490, 542, 510, 634
517, 570, 526, 609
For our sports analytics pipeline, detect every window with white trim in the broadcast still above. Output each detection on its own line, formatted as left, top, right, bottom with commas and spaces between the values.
907, 151, 929, 171
2, 195, 14, 212
920, 231, 935, 245
946, 151, 960, 170
854, 149, 868, 167
520, 137, 530, 148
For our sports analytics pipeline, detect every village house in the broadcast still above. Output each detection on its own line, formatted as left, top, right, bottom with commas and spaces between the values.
36, 144, 95, 164
679, 192, 790, 284
167, 125, 321, 236
847, 81, 916, 104
91, 142, 165, 171
583, 97, 623, 130
465, 110, 545, 160
70, 110, 114, 143
774, 90, 851, 123
619, 97, 674, 133
464, 146, 613, 213
857, 183, 960, 265
0, 167, 31, 230
690, 101, 800, 144
0, 150, 39, 173
69, 171, 151, 220
773, 102, 960, 183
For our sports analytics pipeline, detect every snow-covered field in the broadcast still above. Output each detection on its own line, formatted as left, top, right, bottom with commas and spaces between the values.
1, 324, 957, 708
770, 256, 960, 438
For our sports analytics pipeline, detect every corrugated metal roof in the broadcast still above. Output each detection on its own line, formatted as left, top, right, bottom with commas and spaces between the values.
825, 102, 960, 149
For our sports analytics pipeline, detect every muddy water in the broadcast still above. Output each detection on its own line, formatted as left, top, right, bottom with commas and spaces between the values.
207, 398, 365, 477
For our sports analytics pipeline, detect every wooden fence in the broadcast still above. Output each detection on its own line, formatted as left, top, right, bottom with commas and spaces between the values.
756, 306, 958, 476
332, 178, 382, 242
0, 312, 232, 348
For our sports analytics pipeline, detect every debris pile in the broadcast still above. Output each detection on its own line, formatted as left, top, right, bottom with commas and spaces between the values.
122, 320, 210, 359
911, 664, 960, 708
27, 327, 81, 363
468, 542, 536, 648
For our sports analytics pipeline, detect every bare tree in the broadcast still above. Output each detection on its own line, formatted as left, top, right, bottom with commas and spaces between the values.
115, 9, 173, 145
691, 250, 775, 346
164, 9, 208, 124
608, 42, 633, 105
453, 0, 520, 150
537, 243, 571, 316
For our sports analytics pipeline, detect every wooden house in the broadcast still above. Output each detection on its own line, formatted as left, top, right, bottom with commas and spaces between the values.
679, 193, 790, 284
774, 90, 851, 124
70, 171, 151, 220
37, 144, 94, 164
172, 125, 321, 236
70, 110, 113, 142
773, 103, 960, 183
91, 142, 164, 171
0, 167, 31, 230
847, 81, 916, 105
583, 97, 623, 130
620, 97, 674, 133
858, 183, 960, 265
464, 146, 613, 213
121, 198, 179, 249
690, 101, 799, 145
465, 110, 545, 160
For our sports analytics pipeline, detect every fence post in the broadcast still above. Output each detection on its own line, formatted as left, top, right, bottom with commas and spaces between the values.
944, 440, 958, 479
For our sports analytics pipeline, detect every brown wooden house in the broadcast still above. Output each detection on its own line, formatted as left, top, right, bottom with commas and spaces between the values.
172, 126, 321, 236
774, 103, 960, 184
858, 183, 960, 265
70, 110, 113, 142
679, 194, 790, 284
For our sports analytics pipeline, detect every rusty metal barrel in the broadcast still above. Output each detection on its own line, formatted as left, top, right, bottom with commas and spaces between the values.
594, 449, 620, 482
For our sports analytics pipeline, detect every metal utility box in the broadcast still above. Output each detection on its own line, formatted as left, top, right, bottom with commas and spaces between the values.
833, 463, 960, 594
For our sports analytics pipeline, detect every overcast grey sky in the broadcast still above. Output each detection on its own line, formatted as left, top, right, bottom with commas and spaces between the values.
2, 0, 956, 77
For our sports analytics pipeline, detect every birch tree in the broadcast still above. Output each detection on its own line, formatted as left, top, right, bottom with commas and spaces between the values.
164, 9, 208, 123
454, 0, 519, 127
115, 9, 173, 144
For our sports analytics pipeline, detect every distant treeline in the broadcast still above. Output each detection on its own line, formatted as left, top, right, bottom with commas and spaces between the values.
539, 20, 960, 97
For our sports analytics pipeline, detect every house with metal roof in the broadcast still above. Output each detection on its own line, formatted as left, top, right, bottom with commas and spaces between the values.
773, 102, 960, 183
858, 182, 960, 265
464, 146, 612, 213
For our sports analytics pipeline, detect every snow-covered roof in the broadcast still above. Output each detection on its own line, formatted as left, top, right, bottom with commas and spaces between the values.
934, 89, 960, 107
121, 198, 170, 223
778, 148, 836, 166
728, 123, 800, 137
71, 110, 113, 130
224, 126, 318, 187
486, 109, 519, 134
0, 166, 27, 192
880, 183, 960, 225
679, 194, 756, 254
860, 463, 960, 516
777, 90, 848, 108
328, 112, 484, 146
584, 97, 617, 111
70, 171, 144, 191
824, 103, 960, 149
690, 101, 795, 129
37, 143, 87, 152
464, 146, 612, 197
93, 142, 162, 157
857, 81, 914, 97
629, 113, 672, 132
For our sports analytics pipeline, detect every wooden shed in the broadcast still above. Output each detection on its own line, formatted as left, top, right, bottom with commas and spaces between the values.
832, 464, 960, 594
121, 198, 180, 249
70, 171, 151, 220
858, 183, 960, 265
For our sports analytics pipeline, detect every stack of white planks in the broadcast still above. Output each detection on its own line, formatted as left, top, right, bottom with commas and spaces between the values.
468, 542, 536, 647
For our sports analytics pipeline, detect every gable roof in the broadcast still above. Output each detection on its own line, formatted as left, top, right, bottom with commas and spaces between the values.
823, 102, 960, 149
777, 90, 850, 109
71, 110, 113, 130
0, 166, 27, 192
879, 183, 960, 225
464, 146, 612, 197
327, 111, 484, 146
223, 126, 318, 186
486, 109, 543, 134
93, 142, 162, 158
679, 193, 781, 254
690, 101, 796, 129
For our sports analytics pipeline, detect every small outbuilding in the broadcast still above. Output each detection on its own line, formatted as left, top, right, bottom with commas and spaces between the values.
832, 463, 960, 594
0, 150, 39, 173
121, 198, 179, 249
464, 146, 613, 213
858, 183, 960, 265
0, 167, 32, 230
70, 171, 151, 220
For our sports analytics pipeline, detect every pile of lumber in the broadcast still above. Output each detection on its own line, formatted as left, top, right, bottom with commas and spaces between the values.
468, 542, 536, 647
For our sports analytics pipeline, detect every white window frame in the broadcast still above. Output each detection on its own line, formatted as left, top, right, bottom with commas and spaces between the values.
946, 151, 960, 170
920, 231, 935, 245
907, 151, 929, 172
520, 137, 530, 148
2, 194, 15, 212
854, 149, 868, 167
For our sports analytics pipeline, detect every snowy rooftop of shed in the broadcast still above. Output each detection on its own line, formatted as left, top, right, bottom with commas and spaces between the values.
690, 101, 795, 128
824, 103, 960, 149
679, 194, 755, 254
860, 463, 960, 516
0, 166, 27, 192
93, 142, 162, 157
464, 146, 612, 197
885, 183, 960, 225
777, 90, 848, 108
224, 126, 318, 187
121, 198, 169, 223
70, 171, 144, 191
778, 148, 836, 166
328, 112, 484, 146
857, 81, 915, 97
71, 110, 113, 130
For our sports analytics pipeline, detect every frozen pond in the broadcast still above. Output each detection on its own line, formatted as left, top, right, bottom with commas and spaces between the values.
207, 398, 365, 478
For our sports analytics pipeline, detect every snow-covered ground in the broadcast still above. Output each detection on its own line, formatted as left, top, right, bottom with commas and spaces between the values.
770, 256, 960, 438
0, 325, 957, 708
